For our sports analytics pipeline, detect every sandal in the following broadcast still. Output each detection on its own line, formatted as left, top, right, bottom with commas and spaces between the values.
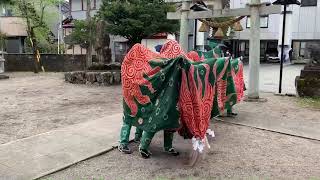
118, 144, 132, 154
165, 148, 180, 156
139, 148, 152, 159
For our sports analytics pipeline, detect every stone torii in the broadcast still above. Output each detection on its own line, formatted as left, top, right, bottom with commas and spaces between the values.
165, 0, 282, 100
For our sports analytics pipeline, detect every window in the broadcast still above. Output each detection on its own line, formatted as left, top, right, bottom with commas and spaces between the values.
81, 0, 96, 10
300, 42, 306, 57
246, 16, 269, 28
5, 9, 12, 16
301, 0, 317, 7
260, 41, 266, 56
240, 41, 249, 56
114, 42, 129, 63
92, 0, 97, 9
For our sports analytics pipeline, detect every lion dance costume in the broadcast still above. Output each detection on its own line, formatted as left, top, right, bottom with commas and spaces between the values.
119, 40, 244, 159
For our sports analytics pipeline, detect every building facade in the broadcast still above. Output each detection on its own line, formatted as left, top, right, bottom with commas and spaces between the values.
230, 0, 320, 62
66, 0, 129, 62
0, 6, 27, 54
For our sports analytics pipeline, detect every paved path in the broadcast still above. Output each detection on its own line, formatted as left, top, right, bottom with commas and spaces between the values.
0, 113, 127, 180
222, 94, 320, 141
244, 64, 304, 95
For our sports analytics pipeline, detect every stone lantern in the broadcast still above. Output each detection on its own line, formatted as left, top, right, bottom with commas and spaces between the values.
0, 55, 8, 79
0, 56, 5, 74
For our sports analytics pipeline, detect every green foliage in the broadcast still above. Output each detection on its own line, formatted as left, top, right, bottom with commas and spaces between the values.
97, 0, 179, 45
14, 0, 63, 53
298, 97, 320, 109
67, 19, 96, 49
0, 0, 14, 5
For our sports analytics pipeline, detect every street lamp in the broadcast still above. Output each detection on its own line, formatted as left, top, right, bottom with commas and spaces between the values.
272, 0, 301, 94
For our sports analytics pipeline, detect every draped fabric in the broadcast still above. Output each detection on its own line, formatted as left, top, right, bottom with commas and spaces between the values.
121, 40, 243, 141
231, 58, 245, 103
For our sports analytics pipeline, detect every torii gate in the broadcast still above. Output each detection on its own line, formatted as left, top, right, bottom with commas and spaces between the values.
165, 0, 281, 100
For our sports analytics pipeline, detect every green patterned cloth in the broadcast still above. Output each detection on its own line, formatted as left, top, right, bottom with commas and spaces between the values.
120, 40, 241, 152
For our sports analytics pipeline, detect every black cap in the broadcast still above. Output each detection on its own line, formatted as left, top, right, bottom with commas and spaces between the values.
272, 0, 301, 5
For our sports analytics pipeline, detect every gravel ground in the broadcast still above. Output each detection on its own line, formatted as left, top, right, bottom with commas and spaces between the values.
2, 72, 320, 179
0, 64, 304, 144
42, 122, 320, 180
0, 72, 123, 144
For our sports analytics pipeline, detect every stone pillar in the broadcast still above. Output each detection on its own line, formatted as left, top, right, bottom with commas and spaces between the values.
196, 20, 205, 51
0, 56, 5, 74
248, 0, 261, 99
180, 1, 190, 52
0, 56, 9, 79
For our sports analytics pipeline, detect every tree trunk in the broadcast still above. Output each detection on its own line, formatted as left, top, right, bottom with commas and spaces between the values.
86, 0, 93, 69
30, 28, 40, 73
21, 0, 40, 73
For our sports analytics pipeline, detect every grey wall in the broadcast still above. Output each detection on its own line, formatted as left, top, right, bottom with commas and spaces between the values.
4, 54, 88, 72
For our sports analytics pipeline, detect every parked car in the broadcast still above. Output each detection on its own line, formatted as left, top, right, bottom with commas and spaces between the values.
265, 48, 279, 62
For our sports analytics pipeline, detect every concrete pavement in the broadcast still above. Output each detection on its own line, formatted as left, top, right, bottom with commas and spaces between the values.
0, 113, 129, 180
243, 64, 304, 95
221, 93, 320, 141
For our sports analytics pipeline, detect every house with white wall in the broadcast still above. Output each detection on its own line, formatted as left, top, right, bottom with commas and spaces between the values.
229, 0, 320, 62
65, 0, 134, 62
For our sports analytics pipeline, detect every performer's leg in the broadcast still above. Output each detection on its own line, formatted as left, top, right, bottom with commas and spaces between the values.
134, 127, 143, 143
118, 122, 132, 154
226, 104, 237, 117
139, 131, 155, 159
164, 130, 179, 156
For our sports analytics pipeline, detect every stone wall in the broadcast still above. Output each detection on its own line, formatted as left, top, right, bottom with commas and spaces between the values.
65, 70, 121, 86
4, 54, 90, 72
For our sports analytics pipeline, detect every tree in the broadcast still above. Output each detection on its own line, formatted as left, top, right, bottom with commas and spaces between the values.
15, 0, 62, 73
97, 0, 179, 47
0, 0, 13, 6
67, 20, 93, 49
68, 19, 111, 65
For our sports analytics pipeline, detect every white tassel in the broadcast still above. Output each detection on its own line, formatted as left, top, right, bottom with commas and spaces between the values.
192, 137, 205, 153
205, 136, 211, 149
206, 129, 215, 138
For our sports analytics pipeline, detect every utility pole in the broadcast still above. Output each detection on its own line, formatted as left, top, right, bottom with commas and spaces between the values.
0, 4, 4, 59
58, 1, 61, 54
58, 1, 64, 54
86, 0, 92, 69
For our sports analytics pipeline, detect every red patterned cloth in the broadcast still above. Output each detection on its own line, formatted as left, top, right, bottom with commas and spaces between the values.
231, 60, 245, 102
121, 40, 242, 141
186, 51, 204, 62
